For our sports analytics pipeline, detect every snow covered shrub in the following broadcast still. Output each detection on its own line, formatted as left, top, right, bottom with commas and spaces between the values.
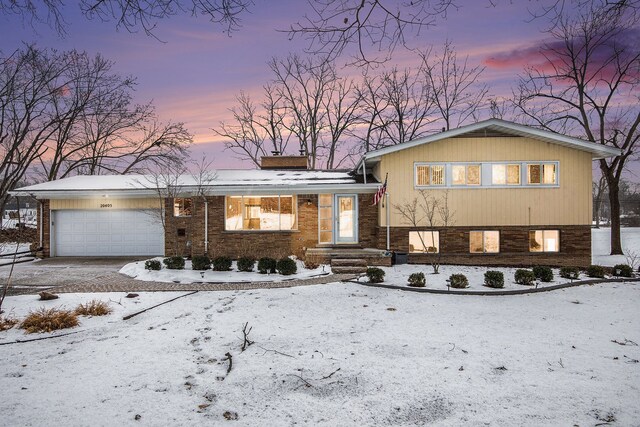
448, 274, 469, 289
213, 256, 232, 271
163, 256, 185, 270
276, 258, 297, 275
587, 265, 606, 278
366, 267, 385, 283
257, 257, 277, 274
514, 269, 536, 286
484, 271, 504, 288
407, 272, 426, 287
532, 265, 553, 282
560, 267, 580, 280
20, 308, 79, 334
613, 264, 633, 277
0, 316, 18, 331
191, 255, 211, 270
237, 257, 255, 272
75, 300, 112, 316
145, 259, 161, 271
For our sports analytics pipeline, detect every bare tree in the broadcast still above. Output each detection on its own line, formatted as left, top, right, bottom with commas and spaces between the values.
352, 73, 390, 154
0, 46, 192, 215
288, 0, 456, 65
514, 0, 639, 255
0, 0, 253, 37
419, 41, 488, 130
377, 66, 437, 146
394, 190, 454, 273
322, 75, 362, 169
213, 88, 289, 167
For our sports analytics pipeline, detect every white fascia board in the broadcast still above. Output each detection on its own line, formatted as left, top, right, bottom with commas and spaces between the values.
359, 119, 623, 162
12, 184, 380, 199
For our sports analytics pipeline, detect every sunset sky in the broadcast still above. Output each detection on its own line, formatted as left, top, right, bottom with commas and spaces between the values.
0, 1, 636, 176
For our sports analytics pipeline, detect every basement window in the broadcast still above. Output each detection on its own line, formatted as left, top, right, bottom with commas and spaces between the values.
173, 198, 192, 217
470, 231, 500, 253
409, 231, 440, 253
529, 230, 560, 252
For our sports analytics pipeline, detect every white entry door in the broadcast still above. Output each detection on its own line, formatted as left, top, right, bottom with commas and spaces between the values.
335, 195, 358, 244
53, 210, 164, 256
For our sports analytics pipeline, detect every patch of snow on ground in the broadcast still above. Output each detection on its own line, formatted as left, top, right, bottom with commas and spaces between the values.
592, 227, 640, 266
0, 242, 31, 256
0, 282, 638, 425
120, 258, 329, 284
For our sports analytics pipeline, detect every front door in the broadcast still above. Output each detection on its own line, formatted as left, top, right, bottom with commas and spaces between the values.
335, 194, 358, 244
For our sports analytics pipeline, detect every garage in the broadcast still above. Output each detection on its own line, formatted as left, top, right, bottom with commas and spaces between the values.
53, 209, 164, 256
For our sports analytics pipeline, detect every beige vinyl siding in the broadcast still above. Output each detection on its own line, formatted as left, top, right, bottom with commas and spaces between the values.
378, 136, 593, 227
50, 198, 162, 210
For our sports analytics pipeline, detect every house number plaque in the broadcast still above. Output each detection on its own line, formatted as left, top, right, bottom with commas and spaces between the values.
100, 203, 113, 208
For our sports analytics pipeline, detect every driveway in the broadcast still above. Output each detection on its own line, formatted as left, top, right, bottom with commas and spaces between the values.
0, 257, 146, 295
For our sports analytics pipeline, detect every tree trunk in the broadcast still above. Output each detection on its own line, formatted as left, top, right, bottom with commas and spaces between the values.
607, 180, 623, 255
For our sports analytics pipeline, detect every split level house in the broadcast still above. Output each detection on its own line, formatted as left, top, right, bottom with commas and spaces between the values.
13, 119, 621, 267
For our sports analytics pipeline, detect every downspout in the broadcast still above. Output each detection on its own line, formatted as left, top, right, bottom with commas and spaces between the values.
386, 192, 390, 251
362, 161, 367, 184
39, 201, 43, 249
204, 200, 209, 255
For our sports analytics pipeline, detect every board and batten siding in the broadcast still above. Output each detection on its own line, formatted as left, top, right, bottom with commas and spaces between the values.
50, 198, 162, 210
376, 136, 593, 227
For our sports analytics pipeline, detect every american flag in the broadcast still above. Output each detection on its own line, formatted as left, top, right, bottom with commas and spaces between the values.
373, 174, 388, 206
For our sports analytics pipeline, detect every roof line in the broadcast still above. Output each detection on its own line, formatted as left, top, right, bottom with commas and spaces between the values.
359, 119, 622, 163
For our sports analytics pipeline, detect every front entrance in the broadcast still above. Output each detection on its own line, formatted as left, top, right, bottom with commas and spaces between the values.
318, 194, 358, 245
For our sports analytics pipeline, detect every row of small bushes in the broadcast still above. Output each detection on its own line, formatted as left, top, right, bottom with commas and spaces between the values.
146, 256, 298, 276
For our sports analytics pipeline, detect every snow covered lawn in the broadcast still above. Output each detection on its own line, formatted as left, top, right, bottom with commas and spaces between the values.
120, 258, 329, 284
0, 242, 31, 256
1, 281, 639, 425
592, 227, 640, 266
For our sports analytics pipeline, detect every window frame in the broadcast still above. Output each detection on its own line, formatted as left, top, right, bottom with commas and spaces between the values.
527, 162, 558, 185
528, 229, 560, 253
224, 195, 298, 232
173, 197, 193, 217
415, 163, 447, 188
452, 164, 482, 186
469, 230, 500, 254
409, 230, 440, 254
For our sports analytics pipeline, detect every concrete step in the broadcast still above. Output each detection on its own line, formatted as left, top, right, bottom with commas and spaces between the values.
331, 266, 368, 274
330, 258, 367, 267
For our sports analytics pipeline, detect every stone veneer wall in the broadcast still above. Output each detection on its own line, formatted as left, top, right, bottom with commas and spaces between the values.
164, 194, 380, 259
378, 225, 591, 267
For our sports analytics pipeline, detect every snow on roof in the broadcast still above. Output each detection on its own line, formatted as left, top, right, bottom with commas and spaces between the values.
13, 169, 364, 196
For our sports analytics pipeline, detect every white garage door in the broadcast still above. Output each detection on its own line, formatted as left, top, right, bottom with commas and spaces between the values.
53, 210, 165, 256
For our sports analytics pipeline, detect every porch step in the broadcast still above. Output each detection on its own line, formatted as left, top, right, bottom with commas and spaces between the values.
330, 258, 367, 267
331, 266, 368, 274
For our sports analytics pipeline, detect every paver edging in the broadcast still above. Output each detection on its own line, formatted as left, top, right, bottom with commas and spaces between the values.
347, 277, 639, 296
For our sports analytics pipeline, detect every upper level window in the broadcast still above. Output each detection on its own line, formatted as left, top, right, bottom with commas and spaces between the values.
225, 195, 297, 231
416, 164, 445, 186
470, 230, 500, 253
452, 165, 481, 186
529, 230, 559, 252
527, 163, 557, 185
492, 164, 520, 185
173, 198, 192, 217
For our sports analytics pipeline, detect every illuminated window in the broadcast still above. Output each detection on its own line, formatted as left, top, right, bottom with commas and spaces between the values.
528, 163, 557, 185
470, 231, 500, 253
225, 195, 297, 231
415, 164, 445, 186
173, 198, 192, 217
453, 165, 481, 186
492, 164, 520, 185
409, 231, 440, 253
529, 230, 559, 252
318, 194, 333, 244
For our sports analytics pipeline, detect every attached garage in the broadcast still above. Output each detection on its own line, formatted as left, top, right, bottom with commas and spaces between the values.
52, 209, 164, 256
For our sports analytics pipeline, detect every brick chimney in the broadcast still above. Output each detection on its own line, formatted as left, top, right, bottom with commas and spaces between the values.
260, 155, 308, 170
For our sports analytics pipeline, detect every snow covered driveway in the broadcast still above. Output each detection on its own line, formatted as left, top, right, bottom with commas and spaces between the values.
1, 281, 639, 425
